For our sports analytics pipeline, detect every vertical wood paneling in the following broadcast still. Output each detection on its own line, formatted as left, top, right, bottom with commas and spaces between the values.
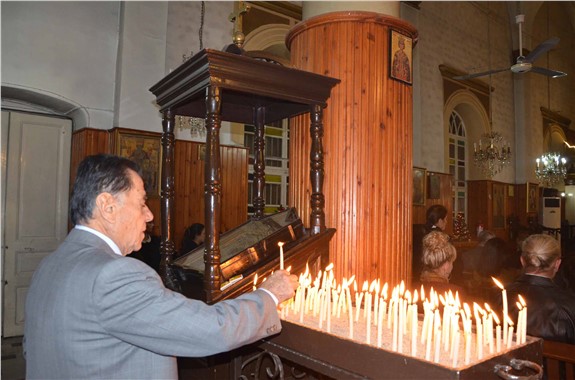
288, 12, 418, 287
174, 141, 248, 252
70, 131, 247, 242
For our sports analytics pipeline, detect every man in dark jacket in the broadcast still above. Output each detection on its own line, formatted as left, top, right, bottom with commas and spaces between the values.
502, 234, 575, 344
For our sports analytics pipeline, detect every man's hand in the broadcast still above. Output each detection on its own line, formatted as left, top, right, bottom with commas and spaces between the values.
259, 270, 298, 304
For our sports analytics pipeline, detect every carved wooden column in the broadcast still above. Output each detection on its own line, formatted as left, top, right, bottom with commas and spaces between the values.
159, 109, 178, 287
204, 86, 223, 302
287, 12, 418, 286
252, 107, 266, 219
309, 104, 326, 234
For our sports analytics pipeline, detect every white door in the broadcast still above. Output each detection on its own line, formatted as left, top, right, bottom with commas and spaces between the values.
2, 111, 72, 337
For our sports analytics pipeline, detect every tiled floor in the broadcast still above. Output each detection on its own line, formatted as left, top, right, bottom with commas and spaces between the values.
2, 336, 26, 380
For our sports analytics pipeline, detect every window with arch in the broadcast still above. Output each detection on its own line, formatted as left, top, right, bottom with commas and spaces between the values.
448, 110, 467, 219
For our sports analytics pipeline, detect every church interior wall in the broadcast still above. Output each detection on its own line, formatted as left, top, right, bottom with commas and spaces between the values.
2, 1, 574, 181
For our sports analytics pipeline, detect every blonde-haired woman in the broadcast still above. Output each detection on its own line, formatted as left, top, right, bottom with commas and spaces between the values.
504, 234, 575, 344
417, 231, 464, 297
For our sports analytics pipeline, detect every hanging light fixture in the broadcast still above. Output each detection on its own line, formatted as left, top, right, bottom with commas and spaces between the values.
473, 8, 512, 178
535, 153, 567, 187
474, 132, 512, 177
178, 1, 207, 138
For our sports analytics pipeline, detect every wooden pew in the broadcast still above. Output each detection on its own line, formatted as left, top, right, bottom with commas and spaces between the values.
542, 339, 575, 380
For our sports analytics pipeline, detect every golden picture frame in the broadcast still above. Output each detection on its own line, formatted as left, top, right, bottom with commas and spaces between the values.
114, 128, 162, 197
527, 182, 539, 213
389, 30, 413, 85
413, 167, 426, 206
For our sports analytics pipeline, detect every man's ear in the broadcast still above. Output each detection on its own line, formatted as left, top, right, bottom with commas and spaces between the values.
94, 192, 117, 223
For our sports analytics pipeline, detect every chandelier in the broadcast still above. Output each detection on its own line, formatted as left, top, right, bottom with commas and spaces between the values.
535, 152, 567, 187
473, 131, 512, 178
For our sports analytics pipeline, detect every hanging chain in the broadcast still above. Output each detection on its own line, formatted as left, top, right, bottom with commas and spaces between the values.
199, 1, 205, 51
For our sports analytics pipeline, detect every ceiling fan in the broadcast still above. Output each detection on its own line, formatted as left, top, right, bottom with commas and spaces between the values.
454, 14, 567, 80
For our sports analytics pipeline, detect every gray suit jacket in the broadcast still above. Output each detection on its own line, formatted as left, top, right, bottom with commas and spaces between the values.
24, 229, 281, 379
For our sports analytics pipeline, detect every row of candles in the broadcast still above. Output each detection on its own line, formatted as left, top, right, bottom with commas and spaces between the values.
269, 247, 528, 367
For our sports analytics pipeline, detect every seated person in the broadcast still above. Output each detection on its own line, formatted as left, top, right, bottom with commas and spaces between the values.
462, 230, 495, 274
129, 221, 161, 272
413, 205, 449, 279
180, 223, 205, 256
500, 234, 575, 344
414, 230, 465, 299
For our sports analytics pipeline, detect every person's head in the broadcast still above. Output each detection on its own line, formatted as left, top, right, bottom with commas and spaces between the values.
422, 231, 457, 278
70, 154, 154, 255
426, 205, 448, 231
478, 230, 496, 246
184, 223, 205, 244
398, 37, 405, 50
520, 234, 562, 278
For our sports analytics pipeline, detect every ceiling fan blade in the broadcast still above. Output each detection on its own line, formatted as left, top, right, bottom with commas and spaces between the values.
523, 37, 560, 63
453, 67, 509, 80
530, 66, 568, 78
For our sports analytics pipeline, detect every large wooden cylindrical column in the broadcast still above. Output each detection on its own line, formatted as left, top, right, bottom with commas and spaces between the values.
287, 12, 418, 286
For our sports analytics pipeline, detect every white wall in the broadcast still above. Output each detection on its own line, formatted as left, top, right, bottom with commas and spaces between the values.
2, 1, 121, 129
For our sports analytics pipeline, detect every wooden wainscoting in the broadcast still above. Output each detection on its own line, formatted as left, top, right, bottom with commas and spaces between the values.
173, 141, 248, 251
413, 171, 453, 235
70, 130, 249, 245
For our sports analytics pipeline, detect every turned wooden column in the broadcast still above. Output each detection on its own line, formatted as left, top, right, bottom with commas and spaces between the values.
287, 12, 418, 286
159, 109, 178, 288
204, 86, 223, 301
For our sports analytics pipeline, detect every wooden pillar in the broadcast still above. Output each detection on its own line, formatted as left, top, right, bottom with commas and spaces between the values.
287, 12, 418, 286
204, 85, 222, 302
159, 110, 177, 286
252, 107, 266, 219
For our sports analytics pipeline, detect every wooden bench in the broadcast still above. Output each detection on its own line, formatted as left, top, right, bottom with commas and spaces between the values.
542, 339, 575, 380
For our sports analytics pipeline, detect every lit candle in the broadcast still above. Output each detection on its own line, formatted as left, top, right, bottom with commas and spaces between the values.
412, 290, 419, 357
366, 290, 372, 344
453, 328, 460, 368
492, 277, 508, 344
519, 294, 527, 344
252, 273, 258, 291
506, 319, 514, 349
278, 242, 285, 270
433, 309, 441, 363
515, 301, 523, 345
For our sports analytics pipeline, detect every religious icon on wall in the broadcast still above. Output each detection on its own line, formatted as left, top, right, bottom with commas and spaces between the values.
527, 183, 538, 213
389, 30, 413, 85
114, 128, 162, 197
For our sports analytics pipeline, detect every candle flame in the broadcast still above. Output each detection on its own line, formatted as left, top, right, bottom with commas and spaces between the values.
516, 301, 522, 310
286, 265, 292, 272
492, 312, 500, 325
278, 241, 284, 247
325, 262, 334, 272
361, 281, 368, 292
484, 303, 492, 312
518, 294, 526, 307
253, 273, 258, 286
413, 289, 419, 304
405, 290, 412, 303
369, 279, 378, 292
382, 282, 389, 299
420, 285, 425, 300
492, 276, 504, 290
347, 274, 356, 285
506, 315, 514, 326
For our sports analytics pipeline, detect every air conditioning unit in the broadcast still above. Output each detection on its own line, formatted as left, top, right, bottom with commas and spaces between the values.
539, 197, 561, 229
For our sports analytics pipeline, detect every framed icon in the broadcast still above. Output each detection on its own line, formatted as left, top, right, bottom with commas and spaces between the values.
390, 30, 413, 85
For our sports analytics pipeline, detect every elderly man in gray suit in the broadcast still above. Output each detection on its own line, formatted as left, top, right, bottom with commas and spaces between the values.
24, 154, 298, 379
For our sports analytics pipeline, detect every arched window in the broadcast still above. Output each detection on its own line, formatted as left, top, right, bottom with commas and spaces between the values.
448, 110, 467, 218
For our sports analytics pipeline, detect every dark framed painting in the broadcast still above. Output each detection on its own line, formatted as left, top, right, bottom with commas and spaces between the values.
413, 167, 426, 206
114, 129, 162, 197
427, 173, 440, 199
492, 183, 505, 229
527, 182, 538, 213
389, 30, 413, 85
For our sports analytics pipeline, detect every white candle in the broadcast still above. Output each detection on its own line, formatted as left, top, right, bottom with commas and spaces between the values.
434, 310, 441, 363
366, 291, 372, 344
453, 329, 460, 368
465, 329, 471, 365
518, 295, 527, 344
346, 283, 354, 339
492, 277, 508, 344
278, 242, 285, 270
